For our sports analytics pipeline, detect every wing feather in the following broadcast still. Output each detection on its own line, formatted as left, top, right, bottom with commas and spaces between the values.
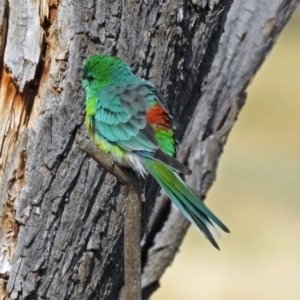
95, 83, 157, 152
94, 82, 191, 175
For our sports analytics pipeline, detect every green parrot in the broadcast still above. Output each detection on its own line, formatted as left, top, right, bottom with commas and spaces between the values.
82, 54, 229, 249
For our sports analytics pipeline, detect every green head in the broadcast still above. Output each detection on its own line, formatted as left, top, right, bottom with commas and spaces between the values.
82, 54, 132, 96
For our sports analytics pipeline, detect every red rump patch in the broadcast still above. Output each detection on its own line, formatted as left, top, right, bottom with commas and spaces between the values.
146, 104, 171, 130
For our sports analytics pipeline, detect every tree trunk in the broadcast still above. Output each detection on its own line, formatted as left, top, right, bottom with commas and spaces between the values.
141, 0, 299, 297
0, 0, 297, 299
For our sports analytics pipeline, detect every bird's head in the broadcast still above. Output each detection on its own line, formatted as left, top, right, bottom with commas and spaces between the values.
82, 54, 132, 95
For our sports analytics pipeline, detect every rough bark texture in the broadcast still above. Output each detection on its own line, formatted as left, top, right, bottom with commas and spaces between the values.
141, 0, 299, 297
0, 0, 298, 300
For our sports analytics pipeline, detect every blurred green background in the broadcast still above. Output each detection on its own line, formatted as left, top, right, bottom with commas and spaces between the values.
154, 7, 300, 300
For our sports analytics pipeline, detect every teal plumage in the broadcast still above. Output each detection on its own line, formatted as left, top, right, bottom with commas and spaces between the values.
82, 54, 229, 249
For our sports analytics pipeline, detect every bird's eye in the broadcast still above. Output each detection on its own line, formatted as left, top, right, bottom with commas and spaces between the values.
86, 74, 94, 81
83, 72, 94, 81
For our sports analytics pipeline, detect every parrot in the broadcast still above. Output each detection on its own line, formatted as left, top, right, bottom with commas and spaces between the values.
82, 54, 229, 249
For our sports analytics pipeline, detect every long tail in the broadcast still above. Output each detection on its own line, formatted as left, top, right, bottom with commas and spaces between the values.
142, 158, 230, 250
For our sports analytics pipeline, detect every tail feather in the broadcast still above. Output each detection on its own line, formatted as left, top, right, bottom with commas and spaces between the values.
142, 158, 229, 249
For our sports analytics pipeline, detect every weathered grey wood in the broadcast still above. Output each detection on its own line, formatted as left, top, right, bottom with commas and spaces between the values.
141, 0, 299, 297
4, 0, 44, 92
0, 0, 297, 299
0, 0, 7, 65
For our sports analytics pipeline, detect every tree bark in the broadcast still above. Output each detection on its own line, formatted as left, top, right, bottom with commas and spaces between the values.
141, 0, 299, 297
0, 0, 298, 299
